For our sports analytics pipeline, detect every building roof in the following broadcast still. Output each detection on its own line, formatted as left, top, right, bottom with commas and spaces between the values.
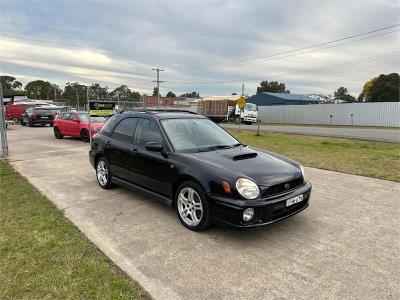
202, 95, 244, 101
258, 92, 318, 101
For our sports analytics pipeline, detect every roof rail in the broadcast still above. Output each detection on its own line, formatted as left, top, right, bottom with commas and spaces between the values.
122, 109, 197, 115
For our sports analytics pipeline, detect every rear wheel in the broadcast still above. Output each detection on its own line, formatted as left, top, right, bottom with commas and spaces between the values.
21, 120, 26, 126
54, 127, 63, 139
175, 181, 211, 231
28, 120, 34, 127
96, 158, 114, 189
234, 117, 240, 124
80, 129, 89, 142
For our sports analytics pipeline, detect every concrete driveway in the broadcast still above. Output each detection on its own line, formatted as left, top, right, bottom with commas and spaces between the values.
221, 123, 400, 143
6, 126, 400, 299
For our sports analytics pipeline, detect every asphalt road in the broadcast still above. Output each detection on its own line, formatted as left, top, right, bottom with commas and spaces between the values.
221, 123, 400, 143
6, 126, 400, 299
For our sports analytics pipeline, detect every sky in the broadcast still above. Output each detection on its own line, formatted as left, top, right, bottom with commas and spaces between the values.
0, 0, 399, 97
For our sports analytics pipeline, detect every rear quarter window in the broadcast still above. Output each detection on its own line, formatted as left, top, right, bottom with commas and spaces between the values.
100, 114, 121, 136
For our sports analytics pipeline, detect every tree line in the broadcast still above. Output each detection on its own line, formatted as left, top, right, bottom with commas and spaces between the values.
1, 72, 399, 105
0, 76, 201, 106
255, 73, 399, 102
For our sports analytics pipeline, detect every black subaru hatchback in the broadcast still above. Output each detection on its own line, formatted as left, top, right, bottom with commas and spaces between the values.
89, 110, 311, 231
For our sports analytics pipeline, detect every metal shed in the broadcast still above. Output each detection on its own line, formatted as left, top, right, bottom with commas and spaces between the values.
247, 92, 320, 106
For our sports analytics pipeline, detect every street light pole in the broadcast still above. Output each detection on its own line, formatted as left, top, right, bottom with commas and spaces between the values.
0, 84, 8, 159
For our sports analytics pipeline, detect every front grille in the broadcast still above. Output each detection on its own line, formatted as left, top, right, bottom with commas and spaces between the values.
262, 177, 304, 198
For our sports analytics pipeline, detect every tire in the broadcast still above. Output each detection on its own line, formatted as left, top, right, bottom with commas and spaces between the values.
21, 121, 26, 126
54, 127, 63, 139
12, 117, 18, 124
175, 181, 211, 231
50, 122, 53, 127
245, 121, 252, 125
234, 117, 240, 125
96, 158, 114, 189
28, 120, 34, 127
80, 129, 89, 142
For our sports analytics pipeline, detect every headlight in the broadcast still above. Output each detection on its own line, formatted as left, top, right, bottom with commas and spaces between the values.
236, 178, 260, 199
300, 165, 306, 180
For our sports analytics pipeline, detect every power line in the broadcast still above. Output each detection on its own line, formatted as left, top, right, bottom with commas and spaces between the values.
163, 50, 400, 86
164, 24, 400, 71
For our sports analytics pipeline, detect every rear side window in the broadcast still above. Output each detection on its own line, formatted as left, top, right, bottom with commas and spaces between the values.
134, 118, 163, 147
100, 115, 120, 136
111, 118, 138, 143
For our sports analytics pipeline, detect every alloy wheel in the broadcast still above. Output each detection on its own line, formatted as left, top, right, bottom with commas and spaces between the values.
96, 160, 109, 187
177, 187, 204, 227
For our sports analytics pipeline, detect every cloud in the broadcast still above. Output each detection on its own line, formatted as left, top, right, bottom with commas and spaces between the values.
0, 0, 399, 96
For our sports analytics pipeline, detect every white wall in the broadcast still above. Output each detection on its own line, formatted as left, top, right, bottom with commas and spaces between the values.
258, 102, 400, 127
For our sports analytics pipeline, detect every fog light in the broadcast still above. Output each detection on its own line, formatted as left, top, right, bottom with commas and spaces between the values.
243, 208, 255, 222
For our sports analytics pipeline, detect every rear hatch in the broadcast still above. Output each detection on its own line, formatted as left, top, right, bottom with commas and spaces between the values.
33, 109, 56, 120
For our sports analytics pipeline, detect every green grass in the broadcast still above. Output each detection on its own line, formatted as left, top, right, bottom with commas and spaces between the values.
0, 161, 144, 300
229, 130, 400, 182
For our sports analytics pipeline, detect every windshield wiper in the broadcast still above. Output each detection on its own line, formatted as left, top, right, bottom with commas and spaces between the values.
233, 143, 246, 147
197, 145, 233, 152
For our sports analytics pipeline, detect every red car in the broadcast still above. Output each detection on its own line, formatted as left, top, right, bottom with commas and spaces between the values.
53, 112, 106, 142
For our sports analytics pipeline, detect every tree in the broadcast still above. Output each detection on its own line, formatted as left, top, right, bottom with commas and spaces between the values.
89, 83, 108, 100
63, 82, 87, 106
179, 91, 200, 98
25, 80, 54, 99
1, 75, 23, 95
152, 87, 159, 96
110, 85, 140, 101
232, 92, 238, 95
166, 91, 176, 97
334, 87, 356, 102
256, 80, 289, 94
358, 73, 399, 102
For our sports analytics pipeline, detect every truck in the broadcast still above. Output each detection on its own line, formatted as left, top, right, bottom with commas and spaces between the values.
196, 98, 258, 124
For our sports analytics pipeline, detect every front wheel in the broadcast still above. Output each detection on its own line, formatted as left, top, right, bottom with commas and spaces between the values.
54, 127, 63, 139
96, 158, 114, 189
176, 181, 211, 231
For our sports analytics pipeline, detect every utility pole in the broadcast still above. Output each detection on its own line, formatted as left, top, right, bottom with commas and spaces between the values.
0, 83, 8, 159
117, 92, 120, 112
53, 84, 57, 101
241, 83, 244, 96
152, 67, 164, 108
75, 86, 80, 110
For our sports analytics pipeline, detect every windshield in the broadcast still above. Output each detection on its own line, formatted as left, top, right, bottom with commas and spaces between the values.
79, 113, 106, 123
245, 103, 257, 111
161, 118, 240, 152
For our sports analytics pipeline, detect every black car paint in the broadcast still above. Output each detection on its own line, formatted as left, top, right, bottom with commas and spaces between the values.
21, 108, 54, 126
89, 111, 311, 228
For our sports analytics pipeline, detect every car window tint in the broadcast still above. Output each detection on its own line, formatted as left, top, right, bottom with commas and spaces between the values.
112, 118, 138, 143
100, 115, 120, 135
134, 118, 163, 147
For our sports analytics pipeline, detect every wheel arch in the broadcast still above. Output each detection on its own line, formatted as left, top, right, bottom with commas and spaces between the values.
171, 175, 207, 206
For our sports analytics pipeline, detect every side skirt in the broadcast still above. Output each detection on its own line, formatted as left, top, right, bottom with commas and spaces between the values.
111, 177, 173, 207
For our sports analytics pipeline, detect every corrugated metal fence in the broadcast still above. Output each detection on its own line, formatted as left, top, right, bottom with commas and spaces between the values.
258, 102, 400, 127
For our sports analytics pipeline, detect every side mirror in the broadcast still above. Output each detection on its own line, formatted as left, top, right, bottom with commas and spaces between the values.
146, 142, 164, 152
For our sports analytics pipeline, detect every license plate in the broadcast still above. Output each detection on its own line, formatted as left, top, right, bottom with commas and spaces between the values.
286, 194, 303, 207
40, 116, 49, 119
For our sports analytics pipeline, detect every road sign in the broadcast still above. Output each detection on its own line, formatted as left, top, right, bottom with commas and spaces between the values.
89, 101, 116, 116
237, 96, 246, 110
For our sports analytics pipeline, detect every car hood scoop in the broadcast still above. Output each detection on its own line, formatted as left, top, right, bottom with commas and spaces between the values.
225, 151, 258, 161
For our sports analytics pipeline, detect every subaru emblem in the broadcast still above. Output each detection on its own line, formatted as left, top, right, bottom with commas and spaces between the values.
284, 183, 290, 190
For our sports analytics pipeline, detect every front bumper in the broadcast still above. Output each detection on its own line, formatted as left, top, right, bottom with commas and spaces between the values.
244, 117, 257, 122
209, 182, 311, 228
